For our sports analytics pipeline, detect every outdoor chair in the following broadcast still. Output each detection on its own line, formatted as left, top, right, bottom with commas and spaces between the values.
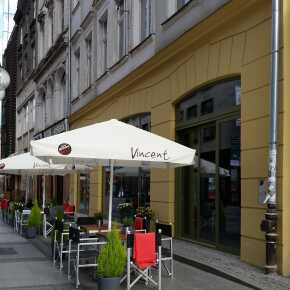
53, 218, 70, 271
67, 225, 106, 288
125, 230, 162, 290
133, 215, 147, 233
14, 210, 21, 233
43, 207, 54, 238
155, 222, 174, 277
76, 216, 96, 226
20, 209, 31, 235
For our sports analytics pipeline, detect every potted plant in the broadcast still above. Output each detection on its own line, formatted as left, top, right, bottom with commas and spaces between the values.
97, 229, 126, 290
117, 202, 135, 224
136, 207, 154, 230
26, 199, 41, 239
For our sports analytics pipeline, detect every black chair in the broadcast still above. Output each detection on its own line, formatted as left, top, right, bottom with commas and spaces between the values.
76, 216, 96, 226
68, 225, 105, 288
155, 222, 173, 278
53, 218, 70, 271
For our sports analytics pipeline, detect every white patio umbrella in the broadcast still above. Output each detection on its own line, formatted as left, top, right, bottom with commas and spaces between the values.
0, 153, 90, 237
30, 119, 196, 230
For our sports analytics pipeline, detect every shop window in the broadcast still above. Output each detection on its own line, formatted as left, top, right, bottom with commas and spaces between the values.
202, 126, 215, 143
201, 99, 213, 115
187, 105, 197, 119
104, 113, 151, 220
79, 174, 90, 214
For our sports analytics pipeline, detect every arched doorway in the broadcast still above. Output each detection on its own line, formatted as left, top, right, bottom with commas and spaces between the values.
176, 79, 241, 254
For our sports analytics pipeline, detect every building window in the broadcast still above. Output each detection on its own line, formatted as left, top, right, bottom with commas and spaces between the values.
74, 48, 80, 98
61, 0, 64, 30
32, 44, 36, 69
32, 98, 36, 126
19, 64, 23, 81
99, 13, 108, 74
201, 99, 214, 115
118, 0, 126, 58
104, 113, 151, 220
79, 174, 90, 214
33, 0, 37, 19
168, 0, 191, 17
85, 33, 92, 88
140, 0, 151, 41
177, 0, 190, 10
72, 0, 79, 10
20, 26, 23, 45
48, 5, 54, 46
176, 79, 241, 125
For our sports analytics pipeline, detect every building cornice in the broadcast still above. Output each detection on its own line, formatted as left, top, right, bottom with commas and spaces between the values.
80, 10, 95, 30
33, 31, 68, 82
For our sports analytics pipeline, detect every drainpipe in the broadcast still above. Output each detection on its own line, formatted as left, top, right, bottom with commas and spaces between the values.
261, 0, 279, 274
65, 0, 72, 132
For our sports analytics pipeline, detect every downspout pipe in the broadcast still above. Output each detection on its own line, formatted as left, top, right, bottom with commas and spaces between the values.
65, 0, 72, 132
261, 0, 279, 274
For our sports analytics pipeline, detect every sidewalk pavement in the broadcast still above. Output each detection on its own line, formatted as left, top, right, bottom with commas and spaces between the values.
0, 221, 254, 290
172, 239, 290, 290
0, 222, 79, 290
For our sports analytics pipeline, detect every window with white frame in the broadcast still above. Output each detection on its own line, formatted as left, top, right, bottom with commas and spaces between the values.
74, 48, 80, 98
118, 0, 126, 58
48, 5, 54, 47
99, 12, 108, 74
72, 0, 79, 10
20, 26, 23, 45
33, 0, 37, 19
168, 0, 191, 17
32, 98, 36, 126
85, 33, 92, 87
140, 0, 151, 41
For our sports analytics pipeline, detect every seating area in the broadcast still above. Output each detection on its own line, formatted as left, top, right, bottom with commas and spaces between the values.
0, 194, 174, 290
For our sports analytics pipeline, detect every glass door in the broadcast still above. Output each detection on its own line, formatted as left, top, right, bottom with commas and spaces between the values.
177, 128, 199, 239
176, 116, 241, 254
198, 123, 217, 243
217, 118, 241, 253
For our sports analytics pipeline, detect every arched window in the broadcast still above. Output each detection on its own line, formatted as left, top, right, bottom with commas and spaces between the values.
176, 79, 241, 127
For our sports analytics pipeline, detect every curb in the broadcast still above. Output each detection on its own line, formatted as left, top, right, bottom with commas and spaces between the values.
173, 254, 262, 290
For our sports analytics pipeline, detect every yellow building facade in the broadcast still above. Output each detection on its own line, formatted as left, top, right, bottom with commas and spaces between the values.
69, 0, 290, 275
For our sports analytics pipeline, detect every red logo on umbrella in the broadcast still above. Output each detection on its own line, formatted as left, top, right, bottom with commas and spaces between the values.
0, 163, 5, 169
58, 143, 72, 155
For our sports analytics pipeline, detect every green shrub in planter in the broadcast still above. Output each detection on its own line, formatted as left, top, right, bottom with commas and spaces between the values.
97, 229, 126, 290
27, 199, 41, 238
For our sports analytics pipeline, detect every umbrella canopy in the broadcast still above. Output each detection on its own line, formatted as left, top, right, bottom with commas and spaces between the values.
0, 152, 88, 175
30, 119, 196, 230
30, 119, 196, 168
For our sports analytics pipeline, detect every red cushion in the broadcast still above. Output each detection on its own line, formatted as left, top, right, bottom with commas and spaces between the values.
133, 232, 156, 270
134, 217, 144, 231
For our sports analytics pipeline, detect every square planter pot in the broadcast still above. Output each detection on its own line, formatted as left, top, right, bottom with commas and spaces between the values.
98, 277, 121, 290
26, 226, 37, 239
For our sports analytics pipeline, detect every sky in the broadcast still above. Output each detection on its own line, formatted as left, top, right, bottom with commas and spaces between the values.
0, 0, 18, 65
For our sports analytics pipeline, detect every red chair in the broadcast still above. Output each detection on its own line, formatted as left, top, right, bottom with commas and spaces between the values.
134, 216, 144, 231
125, 231, 162, 290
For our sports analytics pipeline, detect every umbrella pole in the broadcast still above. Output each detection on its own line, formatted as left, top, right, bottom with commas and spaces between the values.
42, 175, 47, 238
108, 160, 114, 231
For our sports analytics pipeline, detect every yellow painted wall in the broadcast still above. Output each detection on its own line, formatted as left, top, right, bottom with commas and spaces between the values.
69, 0, 290, 274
